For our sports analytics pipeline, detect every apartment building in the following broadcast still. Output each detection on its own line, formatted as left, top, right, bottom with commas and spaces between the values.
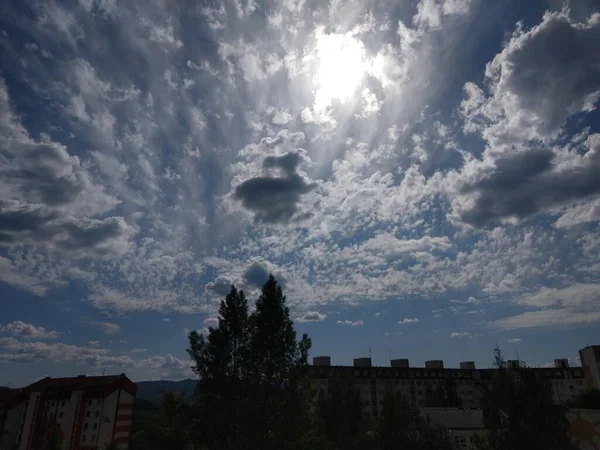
310, 349, 595, 418
0, 374, 136, 450
580, 345, 600, 390
310, 348, 598, 449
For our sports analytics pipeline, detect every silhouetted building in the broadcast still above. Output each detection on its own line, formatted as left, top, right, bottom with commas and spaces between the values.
311, 346, 593, 418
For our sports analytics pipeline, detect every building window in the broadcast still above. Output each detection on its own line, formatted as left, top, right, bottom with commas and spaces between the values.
86, 411, 91, 418
82, 435, 87, 442
61, 401, 65, 406
88, 400, 92, 406
91, 434, 96, 442
95, 411, 100, 418
59, 412, 63, 418
93, 423, 98, 430
84, 423, 88, 430
97, 399, 102, 405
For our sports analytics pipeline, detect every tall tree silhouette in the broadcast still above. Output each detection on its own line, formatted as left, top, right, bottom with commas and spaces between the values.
248, 275, 313, 450
188, 285, 251, 449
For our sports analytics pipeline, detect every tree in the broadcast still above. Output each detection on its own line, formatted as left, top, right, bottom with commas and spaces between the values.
316, 378, 372, 450
474, 346, 575, 450
185, 276, 313, 450
568, 388, 600, 410
246, 275, 313, 450
376, 390, 454, 450
187, 285, 251, 449
130, 391, 198, 450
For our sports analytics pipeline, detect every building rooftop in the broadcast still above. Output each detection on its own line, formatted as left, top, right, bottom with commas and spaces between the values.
26, 374, 126, 391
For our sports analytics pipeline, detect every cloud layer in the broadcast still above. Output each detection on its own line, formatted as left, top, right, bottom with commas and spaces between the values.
0, 0, 600, 379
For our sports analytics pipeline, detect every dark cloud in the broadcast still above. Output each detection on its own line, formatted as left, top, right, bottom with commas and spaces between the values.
499, 13, 600, 134
460, 137, 600, 227
263, 152, 304, 176
233, 151, 316, 223
10, 142, 86, 206
204, 276, 233, 296
0, 202, 59, 241
242, 258, 287, 289
0, 201, 133, 256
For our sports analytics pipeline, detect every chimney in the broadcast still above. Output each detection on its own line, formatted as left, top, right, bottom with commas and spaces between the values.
460, 361, 476, 370
353, 357, 372, 367
313, 356, 331, 366
554, 359, 569, 369
391, 359, 409, 368
425, 360, 444, 369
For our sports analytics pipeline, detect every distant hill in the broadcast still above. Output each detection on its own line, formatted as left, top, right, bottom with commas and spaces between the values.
135, 378, 197, 405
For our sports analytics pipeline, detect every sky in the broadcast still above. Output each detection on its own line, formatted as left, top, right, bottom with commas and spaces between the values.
1, 0, 600, 386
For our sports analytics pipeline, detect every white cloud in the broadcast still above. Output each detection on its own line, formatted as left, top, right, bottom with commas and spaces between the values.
0, 322, 59, 340
451, 331, 471, 338
461, 10, 600, 146
337, 320, 364, 327
492, 283, 600, 330
203, 317, 219, 327
271, 108, 293, 125
91, 321, 121, 335
296, 311, 327, 322
398, 318, 420, 325
493, 310, 600, 330
508, 338, 522, 343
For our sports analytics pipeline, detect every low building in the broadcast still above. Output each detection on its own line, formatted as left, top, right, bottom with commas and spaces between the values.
424, 408, 484, 449
0, 374, 136, 450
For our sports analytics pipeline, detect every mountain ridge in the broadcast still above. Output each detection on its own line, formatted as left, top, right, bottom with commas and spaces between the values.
135, 378, 197, 404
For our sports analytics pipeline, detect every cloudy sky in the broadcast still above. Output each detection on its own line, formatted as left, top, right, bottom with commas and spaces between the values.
1, 0, 600, 385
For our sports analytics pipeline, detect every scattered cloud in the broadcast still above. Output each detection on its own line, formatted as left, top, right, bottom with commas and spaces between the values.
451, 331, 472, 338
508, 338, 522, 343
203, 317, 219, 327
130, 348, 147, 353
337, 320, 364, 327
296, 311, 327, 323
398, 318, 420, 325
0, 322, 59, 340
1, 0, 600, 380
91, 321, 121, 335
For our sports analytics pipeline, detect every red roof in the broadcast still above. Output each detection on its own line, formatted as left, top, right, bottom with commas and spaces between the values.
23, 374, 136, 396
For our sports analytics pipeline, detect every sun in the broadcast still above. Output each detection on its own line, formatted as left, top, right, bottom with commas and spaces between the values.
313, 30, 368, 103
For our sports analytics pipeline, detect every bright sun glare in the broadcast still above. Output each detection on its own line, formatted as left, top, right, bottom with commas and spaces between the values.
314, 31, 368, 103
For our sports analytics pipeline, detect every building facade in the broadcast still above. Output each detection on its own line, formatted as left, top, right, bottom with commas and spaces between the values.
580, 345, 600, 390
0, 374, 136, 450
310, 347, 597, 449
311, 357, 588, 417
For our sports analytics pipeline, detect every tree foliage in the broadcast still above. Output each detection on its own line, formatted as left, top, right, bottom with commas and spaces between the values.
568, 388, 600, 410
186, 276, 313, 450
316, 378, 373, 450
474, 346, 575, 450
376, 390, 455, 450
